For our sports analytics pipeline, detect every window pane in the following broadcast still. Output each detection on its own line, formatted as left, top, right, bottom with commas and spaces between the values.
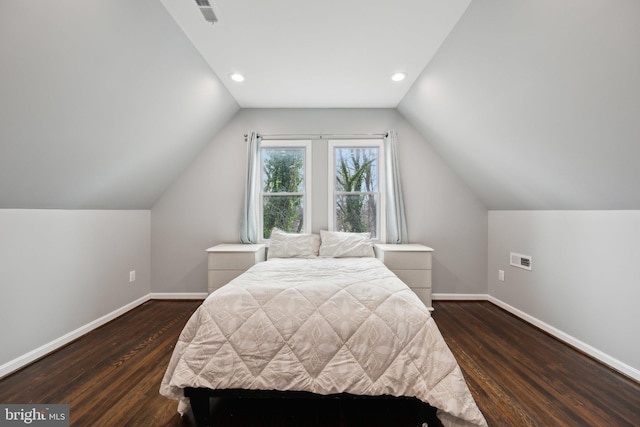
263, 195, 304, 238
335, 194, 377, 238
262, 148, 305, 193
334, 147, 378, 192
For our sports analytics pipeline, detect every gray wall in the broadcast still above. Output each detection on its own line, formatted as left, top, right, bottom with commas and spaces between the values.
151, 108, 487, 295
396, 0, 640, 380
488, 211, 640, 378
4, 0, 637, 384
0, 0, 236, 374
399, 0, 640, 210
0, 0, 239, 209
0, 209, 150, 368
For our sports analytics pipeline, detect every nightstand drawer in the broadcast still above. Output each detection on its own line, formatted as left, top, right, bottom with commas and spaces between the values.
381, 251, 431, 270
411, 287, 432, 309
374, 244, 434, 311
206, 244, 266, 295
208, 270, 244, 290
208, 250, 265, 270
393, 269, 432, 288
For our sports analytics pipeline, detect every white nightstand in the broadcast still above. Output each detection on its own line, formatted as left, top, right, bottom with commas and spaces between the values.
374, 243, 434, 311
206, 244, 266, 294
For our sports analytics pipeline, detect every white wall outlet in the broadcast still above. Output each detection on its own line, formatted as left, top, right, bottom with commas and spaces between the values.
129, 270, 136, 282
498, 270, 505, 281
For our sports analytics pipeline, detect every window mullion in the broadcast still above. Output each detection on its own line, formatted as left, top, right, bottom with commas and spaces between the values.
262, 192, 304, 197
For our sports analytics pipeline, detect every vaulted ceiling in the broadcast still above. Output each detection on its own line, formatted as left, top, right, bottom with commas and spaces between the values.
400, 0, 640, 209
159, 0, 471, 108
0, 0, 239, 209
2, 0, 639, 210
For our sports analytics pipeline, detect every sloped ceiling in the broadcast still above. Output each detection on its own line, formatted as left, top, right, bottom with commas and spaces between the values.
0, 0, 239, 209
399, 0, 640, 209
2, 0, 639, 210
159, 0, 471, 108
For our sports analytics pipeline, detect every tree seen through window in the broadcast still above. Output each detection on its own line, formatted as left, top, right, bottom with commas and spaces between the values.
334, 147, 379, 238
261, 147, 305, 239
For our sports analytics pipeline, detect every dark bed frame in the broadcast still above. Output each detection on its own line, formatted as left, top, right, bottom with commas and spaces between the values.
184, 387, 443, 427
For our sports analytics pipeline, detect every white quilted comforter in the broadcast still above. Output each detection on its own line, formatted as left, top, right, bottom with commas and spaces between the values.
160, 257, 487, 427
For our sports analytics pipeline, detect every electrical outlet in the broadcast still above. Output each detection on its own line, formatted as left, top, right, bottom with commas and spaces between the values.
498, 270, 505, 282
129, 270, 136, 282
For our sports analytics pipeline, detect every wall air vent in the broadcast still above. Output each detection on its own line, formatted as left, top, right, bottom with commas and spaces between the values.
510, 252, 532, 271
195, 0, 219, 25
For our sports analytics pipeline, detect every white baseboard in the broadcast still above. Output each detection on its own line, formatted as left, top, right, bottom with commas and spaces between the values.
0, 292, 207, 379
433, 293, 489, 301
3, 291, 637, 384
433, 293, 639, 382
0, 294, 150, 379
150, 292, 208, 300
487, 295, 640, 383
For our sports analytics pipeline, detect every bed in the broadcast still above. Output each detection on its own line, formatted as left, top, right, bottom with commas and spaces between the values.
160, 231, 487, 427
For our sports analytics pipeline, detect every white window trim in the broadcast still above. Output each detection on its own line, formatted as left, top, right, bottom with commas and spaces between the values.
258, 140, 312, 242
327, 139, 386, 241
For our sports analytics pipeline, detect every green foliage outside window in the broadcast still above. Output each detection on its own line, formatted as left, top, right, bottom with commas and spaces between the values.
335, 147, 378, 237
260, 144, 379, 240
262, 148, 304, 238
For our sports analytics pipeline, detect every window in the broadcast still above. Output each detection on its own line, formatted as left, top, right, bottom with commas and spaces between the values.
259, 140, 311, 240
328, 140, 385, 240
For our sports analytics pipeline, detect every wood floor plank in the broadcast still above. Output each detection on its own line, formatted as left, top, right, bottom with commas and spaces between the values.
432, 301, 640, 426
1, 299, 638, 426
0, 300, 200, 426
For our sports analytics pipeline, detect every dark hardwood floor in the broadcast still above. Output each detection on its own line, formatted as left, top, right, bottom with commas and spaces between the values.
431, 301, 640, 426
0, 300, 638, 426
0, 300, 199, 427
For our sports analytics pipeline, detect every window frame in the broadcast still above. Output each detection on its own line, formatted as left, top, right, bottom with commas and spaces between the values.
258, 140, 312, 242
327, 139, 386, 241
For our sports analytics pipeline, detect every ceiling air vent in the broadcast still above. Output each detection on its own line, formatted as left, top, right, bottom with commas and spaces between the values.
195, 0, 219, 25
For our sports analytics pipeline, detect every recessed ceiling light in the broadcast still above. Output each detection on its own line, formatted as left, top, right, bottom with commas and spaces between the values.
391, 72, 407, 82
230, 73, 245, 82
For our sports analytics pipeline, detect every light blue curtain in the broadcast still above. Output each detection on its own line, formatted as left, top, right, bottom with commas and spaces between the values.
240, 131, 261, 243
384, 129, 409, 243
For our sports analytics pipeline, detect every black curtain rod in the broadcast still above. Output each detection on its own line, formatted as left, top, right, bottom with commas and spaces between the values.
244, 132, 388, 141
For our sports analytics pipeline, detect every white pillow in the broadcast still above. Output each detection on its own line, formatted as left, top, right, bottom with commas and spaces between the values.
267, 228, 320, 259
319, 230, 375, 258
